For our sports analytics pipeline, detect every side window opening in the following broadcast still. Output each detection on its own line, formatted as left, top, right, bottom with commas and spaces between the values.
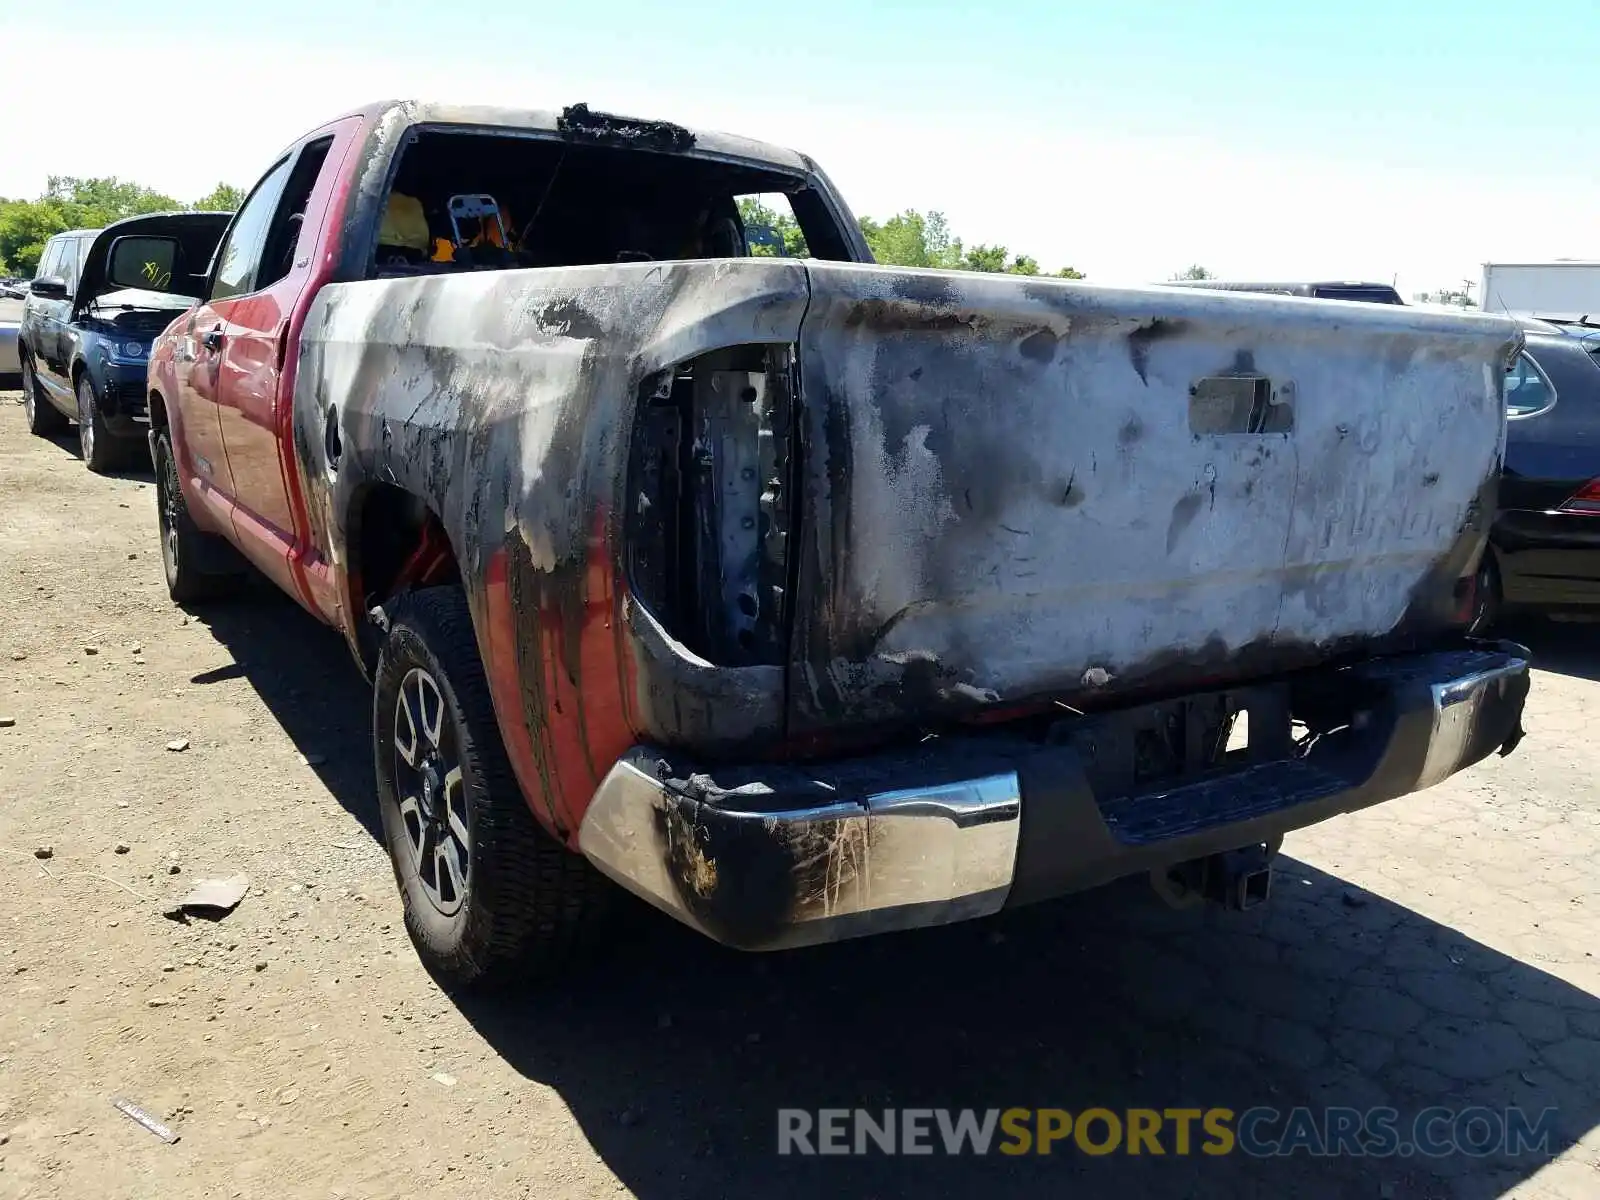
58, 240, 78, 292
368, 128, 850, 280
1506, 350, 1556, 419
259, 136, 335, 293
211, 156, 294, 302
65, 236, 91, 291
736, 193, 808, 259
35, 238, 61, 280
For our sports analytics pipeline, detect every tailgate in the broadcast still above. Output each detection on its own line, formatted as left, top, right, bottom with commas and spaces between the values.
788, 263, 1521, 736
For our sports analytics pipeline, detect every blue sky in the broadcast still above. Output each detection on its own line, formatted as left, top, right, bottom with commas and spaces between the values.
3, 1, 1595, 296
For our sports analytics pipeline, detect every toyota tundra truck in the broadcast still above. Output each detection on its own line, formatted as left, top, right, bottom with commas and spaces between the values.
137, 99, 1531, 987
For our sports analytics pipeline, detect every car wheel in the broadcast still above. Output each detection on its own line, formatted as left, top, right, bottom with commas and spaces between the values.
76, 374, 124, 473
373, 586, 610, 989
153, 430, 246, 603
1468, 551, 1501, 636
21, 356, 67, 437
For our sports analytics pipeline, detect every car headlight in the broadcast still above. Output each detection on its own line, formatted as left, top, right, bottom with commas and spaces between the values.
122, 341, 145, 358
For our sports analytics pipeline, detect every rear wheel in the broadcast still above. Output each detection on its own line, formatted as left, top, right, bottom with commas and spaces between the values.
21, 357, 67, 437
76, 374, 126, 474
373, 586, 610, 989
153, 430, 246, 603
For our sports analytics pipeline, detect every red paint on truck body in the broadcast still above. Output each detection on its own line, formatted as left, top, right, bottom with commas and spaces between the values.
149, 106, 634, 846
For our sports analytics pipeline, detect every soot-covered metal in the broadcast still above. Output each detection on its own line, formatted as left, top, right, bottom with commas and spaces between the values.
286, 110, 1520, 854
789, 265, 1522, 739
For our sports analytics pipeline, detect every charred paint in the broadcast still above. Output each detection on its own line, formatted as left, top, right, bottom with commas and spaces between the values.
788, 262, 1520, 741
292, 257, 811, 838
1126, 316, 1186, 386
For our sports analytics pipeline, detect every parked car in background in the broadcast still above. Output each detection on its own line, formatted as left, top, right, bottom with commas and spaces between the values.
0, 293, 20, 384
1160, 279, 1405, 305
1473, 318, 1600, 629
19, 213, 229, 471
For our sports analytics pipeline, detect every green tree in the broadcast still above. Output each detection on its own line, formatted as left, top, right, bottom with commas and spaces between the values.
1172, 264, 1214, 280
46, 175, 183, 219
0, 198, 73, 276
962, 244, 1010, 273
0, 176, 190, 274
857, 208, 1080, 278
859, 209, 966, 269
193, 182, 245, 212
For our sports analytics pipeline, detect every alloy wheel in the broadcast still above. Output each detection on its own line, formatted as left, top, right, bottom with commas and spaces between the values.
156, 441, 182, 588
21, 360, 35, 424
77, 378, 96, 464
392, 667, 471, 916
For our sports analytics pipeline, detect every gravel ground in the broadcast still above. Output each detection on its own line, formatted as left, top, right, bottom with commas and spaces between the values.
1, 393, 1597, 1200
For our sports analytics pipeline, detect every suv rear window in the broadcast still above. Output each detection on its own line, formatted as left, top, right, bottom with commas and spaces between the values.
1506, 351, 1557, 418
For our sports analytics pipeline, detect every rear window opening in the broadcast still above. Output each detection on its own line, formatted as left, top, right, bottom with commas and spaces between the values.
369, 127, 850, 278
1309, 285, 1404, 305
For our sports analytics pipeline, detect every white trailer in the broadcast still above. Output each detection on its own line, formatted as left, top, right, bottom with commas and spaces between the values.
1480, 261, 1600, 320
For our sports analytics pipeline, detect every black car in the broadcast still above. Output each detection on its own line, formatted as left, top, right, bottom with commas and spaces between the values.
1474, 318, 1600, 628
19, 212, 229, 472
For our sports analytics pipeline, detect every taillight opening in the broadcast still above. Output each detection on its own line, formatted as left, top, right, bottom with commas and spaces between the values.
624, 344, 798, 667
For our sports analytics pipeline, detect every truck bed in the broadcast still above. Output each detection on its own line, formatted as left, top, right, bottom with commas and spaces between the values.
295, 260, 1521, 754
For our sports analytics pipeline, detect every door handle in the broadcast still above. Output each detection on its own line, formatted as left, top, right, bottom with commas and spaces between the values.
201, 326, 224, 353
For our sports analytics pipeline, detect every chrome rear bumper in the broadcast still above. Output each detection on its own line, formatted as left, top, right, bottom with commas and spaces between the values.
577, 644, 1529, 950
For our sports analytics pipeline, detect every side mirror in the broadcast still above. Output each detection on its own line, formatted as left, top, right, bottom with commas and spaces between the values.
29, 276, 68, 298
107, 235, 182, 292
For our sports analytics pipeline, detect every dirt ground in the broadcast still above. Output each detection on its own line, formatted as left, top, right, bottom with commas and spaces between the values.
1, 393, 1598, 1200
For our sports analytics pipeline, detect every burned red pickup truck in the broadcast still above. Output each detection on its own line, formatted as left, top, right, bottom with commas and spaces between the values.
140, 100, 1530, 986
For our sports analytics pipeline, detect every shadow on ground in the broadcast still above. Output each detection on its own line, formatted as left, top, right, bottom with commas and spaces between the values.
195, 588, 1600, 1200
191, 588, 382, 842
1500, 614, 1600, 684
34, 426, 156, 482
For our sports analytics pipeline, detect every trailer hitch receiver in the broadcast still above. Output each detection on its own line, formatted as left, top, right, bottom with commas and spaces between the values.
1152, 841, 1276, 911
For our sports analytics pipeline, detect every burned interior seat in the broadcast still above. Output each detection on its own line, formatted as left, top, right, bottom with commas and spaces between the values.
376, 192, 431, 268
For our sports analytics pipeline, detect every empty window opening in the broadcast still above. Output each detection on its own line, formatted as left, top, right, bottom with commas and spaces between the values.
369, 127, 849, 279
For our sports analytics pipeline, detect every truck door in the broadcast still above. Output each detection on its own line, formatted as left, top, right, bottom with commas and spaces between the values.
174, 154, 296, 516
209, 129, 350, 604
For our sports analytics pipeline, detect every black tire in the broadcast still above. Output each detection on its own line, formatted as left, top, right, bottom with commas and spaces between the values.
373, 586, 610, 988
153, 430, 246, 603
21, 356, 68, 436
76, 374, 126, 474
